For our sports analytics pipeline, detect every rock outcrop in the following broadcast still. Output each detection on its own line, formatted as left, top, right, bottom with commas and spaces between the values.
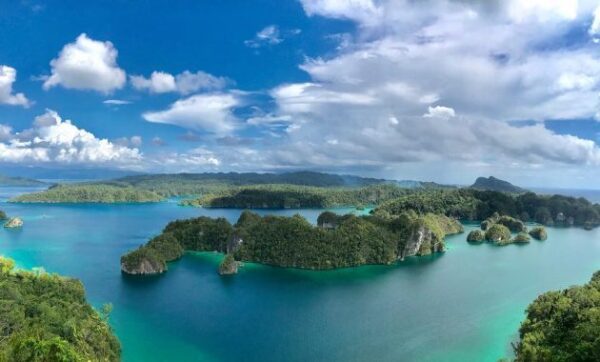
4, 217, 23, 228
120, 247, 166, 275
398, 214, 463, 259
218, 254, 239, 275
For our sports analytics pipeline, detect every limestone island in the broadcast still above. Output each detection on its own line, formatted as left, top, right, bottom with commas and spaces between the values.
121, 210, 463, 276
4, 217, 23, 229
465, 213, 547, 246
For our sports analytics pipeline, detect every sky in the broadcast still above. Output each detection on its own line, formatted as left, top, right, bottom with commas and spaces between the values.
3, 0, 600, 188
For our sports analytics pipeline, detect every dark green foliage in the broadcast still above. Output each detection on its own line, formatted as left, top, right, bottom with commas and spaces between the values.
0, 209, 6, 220
485, 224, 511, 244
121, 211, 462, 272
529, 227, 548, 241
12, 184, 163, 203
164, 217, 233, 251
375, 189, 600, 229
495, 215, 526, 233
467, 230, 485, 243
120, 246, 166, 274
470, 176, 526, 193
317, 211, 339, 228
513, 232, 531, 243
186, 184, 410, 209
218, 254, 238, 275
147, 232, 184, 261
515, 271, 600, 361
0, 257, 120, 361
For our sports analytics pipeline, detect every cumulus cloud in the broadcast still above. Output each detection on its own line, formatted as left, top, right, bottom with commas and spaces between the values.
231, 0, 600, 173
130, 70, 230, 94
300, 0, 381, 25
423, 106, 455, 119
142, 93, 241, 134
0, 66, 30, 107
244, 25, 300, 48
0, 110, 141, 165
43, 33, 126, 93
114, 135, 142, 148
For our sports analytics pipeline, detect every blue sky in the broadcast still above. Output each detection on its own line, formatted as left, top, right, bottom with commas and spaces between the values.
2, 0, 600, 188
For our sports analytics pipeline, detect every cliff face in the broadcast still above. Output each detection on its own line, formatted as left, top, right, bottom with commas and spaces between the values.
398, 215, 462, 259
121, 258, 165, 275
120, 247, 166, 275
399, 224, 442, 259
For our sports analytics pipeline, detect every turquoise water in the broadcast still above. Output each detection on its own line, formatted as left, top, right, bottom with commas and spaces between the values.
1, 187, 600, 361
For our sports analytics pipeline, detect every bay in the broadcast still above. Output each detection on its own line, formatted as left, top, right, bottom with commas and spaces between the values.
0, 186, 599, 361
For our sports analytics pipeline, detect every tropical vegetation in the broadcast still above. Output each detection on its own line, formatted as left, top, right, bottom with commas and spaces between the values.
0, 257, 120, 361
121, 210, 463, 274
515, 271, 600, 361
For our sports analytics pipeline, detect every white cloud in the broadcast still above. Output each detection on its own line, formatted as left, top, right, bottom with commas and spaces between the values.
244, 25, 300, 48
245, 25, 282, 48
103, 99, 131, 105
130, 71, 176, 93
131, 70, 230, 94
300, 0, 381, 25
0, 110, 141, 165
423, 105, 456, 119
0, 124, 12, 141
142, 93, 240, 134
590, 4, 600, 36
114, 135, 142, 148
231, 0, 600, 173
0, 66, 30, 107
43, 33, 126, 93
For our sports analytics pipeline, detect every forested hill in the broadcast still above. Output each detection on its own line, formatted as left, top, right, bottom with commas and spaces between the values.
0, 174, 46, 187
115, 171, 390, 188
470, 176, 527, 193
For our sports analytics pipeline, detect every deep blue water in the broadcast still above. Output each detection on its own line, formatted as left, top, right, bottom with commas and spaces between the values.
0, 186, 599, 361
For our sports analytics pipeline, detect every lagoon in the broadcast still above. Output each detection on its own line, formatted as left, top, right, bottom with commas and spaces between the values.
1, 186, 599, 361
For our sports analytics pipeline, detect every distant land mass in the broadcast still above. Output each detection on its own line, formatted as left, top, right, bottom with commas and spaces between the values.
0, 174, 46, 187
470, 176, 527, 193
10, 171, 451, 204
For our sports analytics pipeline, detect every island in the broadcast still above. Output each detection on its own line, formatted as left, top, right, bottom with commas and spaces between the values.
515, 271, 600, 361
4, 217, 23, 228
121, 210, 463, 275
0, 257, 120, 361
469, 175, 527, 193
11, 183, 164, 203
9, 171, 446, 205
465, 213, 543, 246
375, 188, 600, 229
0, 174, 46, 187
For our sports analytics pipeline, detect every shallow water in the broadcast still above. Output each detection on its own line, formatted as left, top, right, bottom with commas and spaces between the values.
1, 187, 599, 361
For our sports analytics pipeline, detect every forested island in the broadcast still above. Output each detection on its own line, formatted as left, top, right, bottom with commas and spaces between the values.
182, 183, 411, 209
0, 174, 46, 187
375, 189, 600, 229
121, 210, 463, 275
9, 171, 444, 205
0, 257, 120, 361
11, 184, 164, 203
515, 271, 600, 361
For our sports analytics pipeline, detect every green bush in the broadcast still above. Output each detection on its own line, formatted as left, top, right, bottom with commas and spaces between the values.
466, 229, 485, 243
0, 257, 120, 361
529, 227, 548, 241
513, 232, 530, 243
485, 224, 511, 244
515, 271, 600, 361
